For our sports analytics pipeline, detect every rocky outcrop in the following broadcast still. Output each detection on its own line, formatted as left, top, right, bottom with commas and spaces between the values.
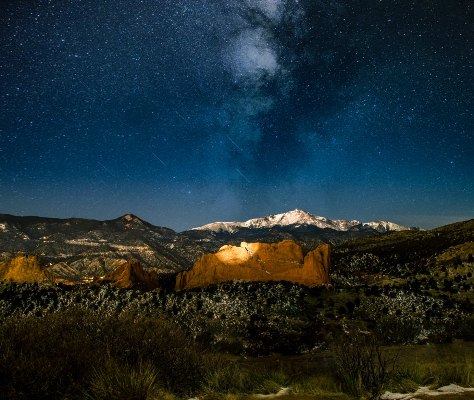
0, 242, 330, 290
175, 240, 330, 290
303, 244, 330, 285
0, 254, 49, 283
101, 259, 159, 289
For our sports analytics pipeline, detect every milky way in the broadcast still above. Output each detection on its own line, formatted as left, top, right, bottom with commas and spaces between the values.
0, 0, 472, 230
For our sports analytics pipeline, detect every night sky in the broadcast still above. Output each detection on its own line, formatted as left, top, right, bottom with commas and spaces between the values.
1, 0, 472, 231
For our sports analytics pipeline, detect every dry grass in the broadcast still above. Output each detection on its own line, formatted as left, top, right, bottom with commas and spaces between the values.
202, 395, 349, 400
390, 341, 474, 392
0, 308, 207, 399
416, 394, 474, 400
1, 307, 474, 400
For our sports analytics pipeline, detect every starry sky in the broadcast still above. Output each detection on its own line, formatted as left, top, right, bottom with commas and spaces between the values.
1, 0, 472, 231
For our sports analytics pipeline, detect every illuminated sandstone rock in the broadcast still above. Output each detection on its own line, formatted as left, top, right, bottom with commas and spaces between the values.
175, 240, 330, 290
0, 254, 48, 283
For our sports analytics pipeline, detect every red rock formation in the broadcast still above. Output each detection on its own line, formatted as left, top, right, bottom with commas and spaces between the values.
175, 240, 330, 290
0, 254, 49, 283
304, 244, 330, 285
102, 259, 159, 289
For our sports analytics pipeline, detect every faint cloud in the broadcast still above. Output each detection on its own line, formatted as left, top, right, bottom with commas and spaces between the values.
229, 28, 279, 83
221, 0, 303, 148
248, 0, 285, 22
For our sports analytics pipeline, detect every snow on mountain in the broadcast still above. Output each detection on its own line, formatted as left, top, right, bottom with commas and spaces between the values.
193, 209, 411, 233
361, 221, 409, 233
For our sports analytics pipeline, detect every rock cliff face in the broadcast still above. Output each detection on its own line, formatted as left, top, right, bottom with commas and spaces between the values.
175, 240, 330, 290
0, 254, 49, 283
101, 259, 160, 290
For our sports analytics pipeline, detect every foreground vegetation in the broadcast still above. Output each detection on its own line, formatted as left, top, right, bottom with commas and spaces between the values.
1, 308, 473, 400
0, 247, 473, 398
1, 220, 472, 398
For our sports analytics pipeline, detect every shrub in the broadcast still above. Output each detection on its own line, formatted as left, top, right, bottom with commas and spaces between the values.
332, 332, 398, 400
256, 370, 291, 394
0, 308, 207, 399
203, 363, 255, 394
0, 308, 103, 399
391, 347, 474, 391
95, 313, 206, 395
202, 356, 290, 396
83, 360, 164, 400
292, 375, 347, 397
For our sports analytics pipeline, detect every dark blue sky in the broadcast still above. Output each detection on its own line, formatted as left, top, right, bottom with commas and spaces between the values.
1, 0, 472, 231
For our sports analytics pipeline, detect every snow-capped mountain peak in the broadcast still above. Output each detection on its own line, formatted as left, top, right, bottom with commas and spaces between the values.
242, 209, 332, 229
361, 221, 409, 233
192, 209, 411, 233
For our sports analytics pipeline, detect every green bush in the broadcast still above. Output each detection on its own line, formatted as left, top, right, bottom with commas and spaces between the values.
292, 375, 344, 396
202, 357, 290, 396
203, 363, 255, 394
391, 364, 432, 393
392, 354, 474, 390
256, 369, 291, 393
83, 360, 163, 400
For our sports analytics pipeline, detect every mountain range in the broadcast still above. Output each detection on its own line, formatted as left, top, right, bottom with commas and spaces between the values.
0, 209, 415, 283
193, 209, 410, 233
